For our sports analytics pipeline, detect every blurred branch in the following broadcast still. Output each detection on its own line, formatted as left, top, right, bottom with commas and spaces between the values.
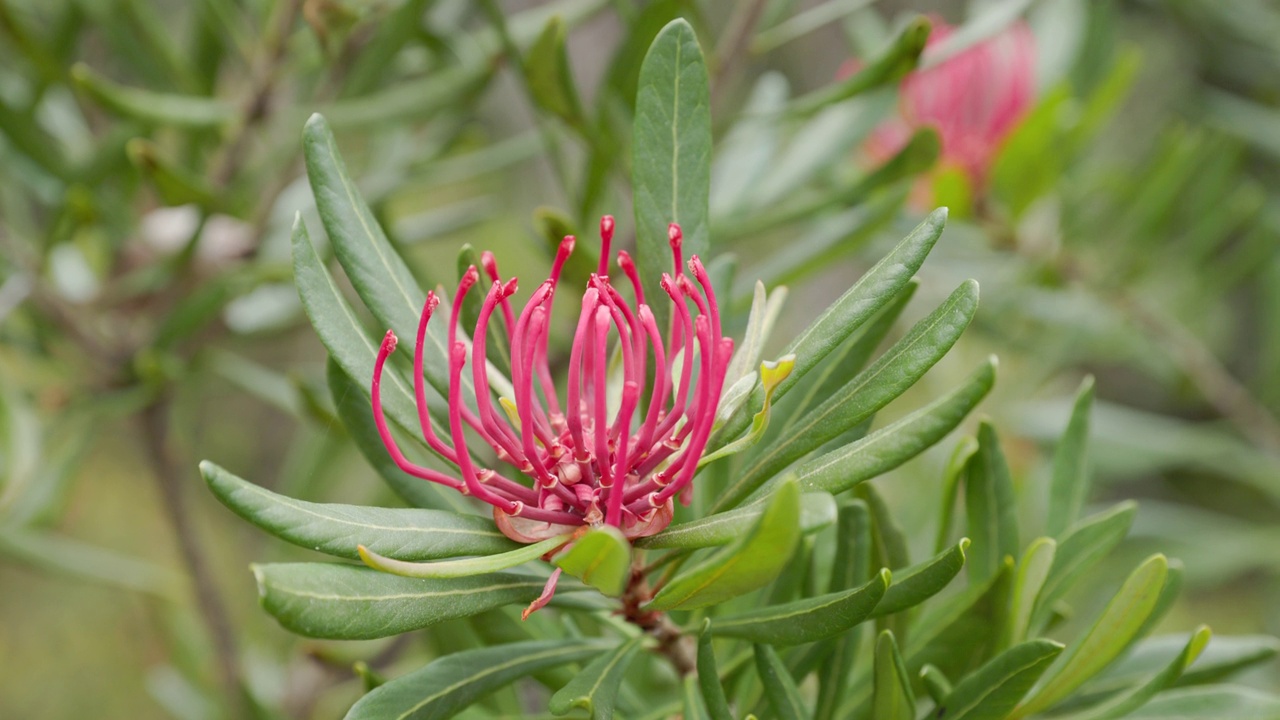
139, 398, 248, 717
1116, 292, 1280, 454
711, 0, 768, 110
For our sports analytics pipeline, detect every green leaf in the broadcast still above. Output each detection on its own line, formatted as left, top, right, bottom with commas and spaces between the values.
357, 534, 569, 579
344, 639, 607, 720
1017, 555, 1171, 716
323, 63, 492, 129
553, 526, 632, 597
870, 538, 969, 618
697, 621, 734, 720
713, 208, 949, 452
814, 500, 873, 720
1006, 538, 1056, 648
937, 436, 978, 553
126, 139, 221, 210
70, 63, 234, 127
1048, 376, 1095, 537
1032, 502, 1137, 630
755, 643, 810, 720
1094, 634, 1280, 691
201, 461, 514, 561
526, 15, 586, 129
722, 280, 979, 508
636, 491, 835, 549
861, 482, 910, 572
939, 639, 1065, 720
872, 630, 916, 720
682, 674, 712, 720
303, 114, 456, 402
645, 480, 801, 611
921, 665, 953, 704
787, 356, 997, 498
1054, 627, 1210, 720
1126, 686, 1280, 720
632, 18, 712, 324
786, 16, 930, 116
549, 635, 643, 719
292, 218, 420, 441
965, 420, 1020, 582
253, 563, 547, 640
711, 569, 889, 645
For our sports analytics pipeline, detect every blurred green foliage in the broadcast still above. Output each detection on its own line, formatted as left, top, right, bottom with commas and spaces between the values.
0, 0, 1278, 718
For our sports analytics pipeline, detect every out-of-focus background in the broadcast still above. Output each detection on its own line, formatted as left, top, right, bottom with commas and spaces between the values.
1, 0, 1278, 717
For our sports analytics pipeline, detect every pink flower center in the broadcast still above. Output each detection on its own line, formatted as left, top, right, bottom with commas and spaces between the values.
371, 217, 733, 543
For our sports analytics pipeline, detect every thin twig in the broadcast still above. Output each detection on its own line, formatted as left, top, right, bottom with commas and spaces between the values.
710, 0, 769, 110
140, 398, 247, 717
1116, 292, 1280, 453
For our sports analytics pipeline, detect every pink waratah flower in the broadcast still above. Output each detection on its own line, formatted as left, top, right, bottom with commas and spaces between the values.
371, 217, 733, 547
871, 17, 1036, 187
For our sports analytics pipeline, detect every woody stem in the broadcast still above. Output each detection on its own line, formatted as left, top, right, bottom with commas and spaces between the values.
619, 559, 696, 677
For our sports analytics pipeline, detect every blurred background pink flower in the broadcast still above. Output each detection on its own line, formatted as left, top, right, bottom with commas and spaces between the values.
870, 17, 1036, 198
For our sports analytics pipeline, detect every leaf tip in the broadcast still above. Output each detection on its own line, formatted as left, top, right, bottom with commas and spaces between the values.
957, 537, 971, 557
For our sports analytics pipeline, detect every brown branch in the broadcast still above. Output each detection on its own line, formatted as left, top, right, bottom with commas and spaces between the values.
139, 398, 247, 717
1116, 293, 1280, 453
620, 565, 696, 677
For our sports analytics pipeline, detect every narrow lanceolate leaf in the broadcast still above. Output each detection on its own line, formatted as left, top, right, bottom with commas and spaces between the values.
1032, 502, 1137, 629
872, 631, 916, 720
253, 563, 546, 640
636, 491, 835, 549
632, 18, 712, 324
682, 674, 711, 720
711, 569, 890, 645
965, 421, 1020, 582
645, 480, 801, 611
755, 644, 810, 720
553, 526, 632, 597
70, 63, 235, 127
937, 436, 978, 553
344, 639, 608, 720
1125, 686, 1280, 720
1054, 627, 1210, 720
1094, 633, 1279, 691
549, 635, 643, 719
870, 538, 969, 618
1006, 538, 1056, 648
303, 114, 454, 401
922, 665, 954, 704
720, 280, 979, 509
358, 534, 569, 579
525, 15, 586, 129
201, 461, 513, 561
293, 218, 419, 438
714, 208, 950, 449
814, 500, 873, 720
788, 356, 997, 498
1048, 376, 1095, 537
697, 622, 734, 720
938, 639, 1065, 720
1017, 555, 1171, 716
787, 16, 931, 117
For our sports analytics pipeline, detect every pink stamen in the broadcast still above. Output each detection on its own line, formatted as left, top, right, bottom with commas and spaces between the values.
598, 215, 614, 276
371, 331, 464, 491
412, 293, 458, 463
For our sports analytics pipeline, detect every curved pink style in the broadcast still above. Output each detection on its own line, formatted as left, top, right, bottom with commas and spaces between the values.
872, 17, 1036, 187
370, 217, 733, 547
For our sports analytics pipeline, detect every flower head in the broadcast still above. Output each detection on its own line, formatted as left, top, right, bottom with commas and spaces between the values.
371, 217, 733, 545
870, 17, 1036, 188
